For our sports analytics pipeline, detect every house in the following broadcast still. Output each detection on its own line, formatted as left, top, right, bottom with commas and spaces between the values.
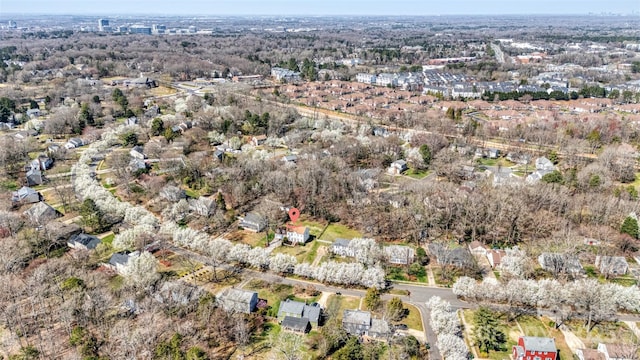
384, 245, 415, 265
428, 243, 474, 268
597, 343, 638, 360
486, 249, 507, 268
512, 336, 557, 360
277, 299, 322, 327
372, 127, 389, 137
31, 155, 53, 171
130, 146, 146, 160
11, 186, 41, 204
251, 135, 267, 146
47, 144, 61, 156
217, 288, 259, 314
128, 158, 147, 172
595, 256, 629, 276
188, 197, 216, 217
107, 251, 140, 274
67, 233, 101, 250
369, 319, 391, 339
26, 108, 41, 118
44, 221, 82, 243
343, 310, 371, 336
342, 310, 390, 339
282, 225, 310, 244
538, 253, 584, 275
527, 157, 556, 184
24, 202, 60, 224
577, 348, 605, 360
469, 241, 487, 255
26, 168, 44, 186
213, 149, 224, 161
65, 138, 84, 149
488, 148, 500, 159
331, 238, 356, 257
387, 160, 408, 175
239, 212, 267, 232
125, 116, 139, 125
281, 316, 311, 334
282, 154, 298, 164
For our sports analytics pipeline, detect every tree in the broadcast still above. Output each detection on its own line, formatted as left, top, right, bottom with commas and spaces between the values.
80, 199, 105, 232
419, 144, 432, 168
621, 216, 639, 239
364, 287, 381, 310
79, 102, 94, 126
121, 251, 160, 290
385, 296, 405, 322
151, 118, 164, 136
332, 336, 363, 360
112, 88, 128, 111
473, 307, 506, 353
541, 170, 563, 184
121, 131, 138, 146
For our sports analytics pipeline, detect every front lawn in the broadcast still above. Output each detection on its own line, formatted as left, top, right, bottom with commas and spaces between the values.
271, 243, 315, 263
318, 223, 362, 242
324, 294, 361, 319
404, 168, 431, 180
564, 319, 637, 346
403, 304, 424, 332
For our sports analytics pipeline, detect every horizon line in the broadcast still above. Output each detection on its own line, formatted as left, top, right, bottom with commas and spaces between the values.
1, 12, 638, 17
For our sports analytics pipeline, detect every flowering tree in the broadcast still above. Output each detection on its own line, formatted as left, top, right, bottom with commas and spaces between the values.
427, 296, 469, 359
122, 251, 160, 290
269, 253, 297, 274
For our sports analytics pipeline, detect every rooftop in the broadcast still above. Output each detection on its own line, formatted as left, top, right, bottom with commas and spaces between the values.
343, 310, 371, 325
522, 336, 557, 353
219, 288, 257, 303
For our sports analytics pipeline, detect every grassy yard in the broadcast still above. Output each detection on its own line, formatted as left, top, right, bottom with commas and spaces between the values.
402, 304, 424, 332
461, 309, 517, 360
324, 294, 361, 318
297, 217, 327, 238
404, 168, 431, 180
461, 311, 578, 360
517, 315, 548, 337
564, 319, 637, 346
228, 230, 268, 248
317, 223, 362, 242
46, 164, 72, 175
243, 280, 321, 318
156, 252, 203, 278
0, 179, 19, 191
477, 157, 516, 167
304, 241, 322, 263
271, 243, 315, 263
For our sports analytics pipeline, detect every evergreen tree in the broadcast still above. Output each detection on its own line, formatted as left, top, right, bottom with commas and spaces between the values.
473, 307, 506, 353
621, 216, 639, 239
385, 296, 405, 322
419, 144, 432, 168
364, 287, 381, 310
80, 199, 105, 232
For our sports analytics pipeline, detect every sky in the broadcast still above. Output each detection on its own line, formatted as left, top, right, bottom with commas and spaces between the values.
1, 0, 638, 16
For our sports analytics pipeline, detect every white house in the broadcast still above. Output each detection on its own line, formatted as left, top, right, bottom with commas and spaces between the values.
356, 73, 377, 84
384, 245, 415, 265
597, 343, 637, 360
217, 288, 258, 314
331, 238, 356, 257
106, 251, 140, 274
65, 138, 84, 149
387, 160, 408, 175
286, 225, 310, 244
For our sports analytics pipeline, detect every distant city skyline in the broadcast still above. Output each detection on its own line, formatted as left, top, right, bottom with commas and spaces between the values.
1, 0, 638, 16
